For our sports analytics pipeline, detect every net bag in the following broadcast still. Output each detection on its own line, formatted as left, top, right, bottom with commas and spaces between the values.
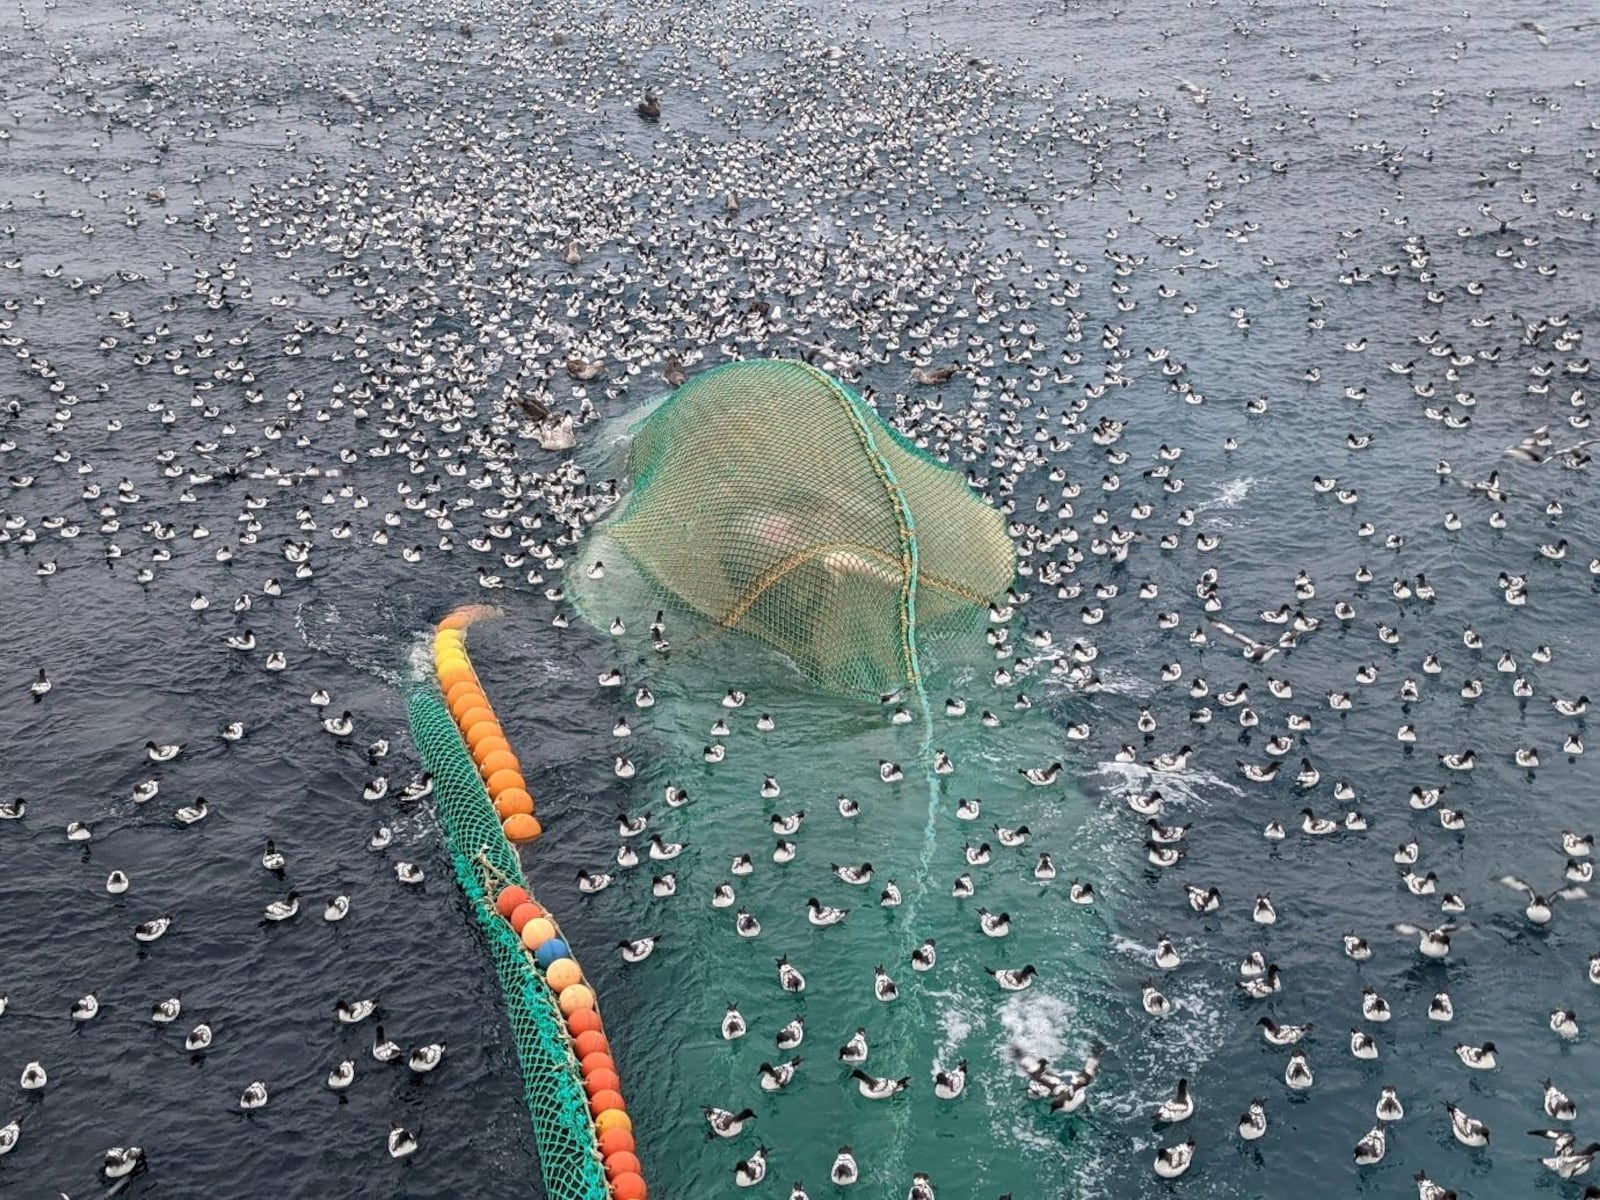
573, 359, 1014, 696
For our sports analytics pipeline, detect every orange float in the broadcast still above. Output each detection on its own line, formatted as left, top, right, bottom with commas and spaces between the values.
502, 813, 542, 843
567, 1008, 603, 1036
546, 958, 583, 992
520, 917, 556, 948
492, 786, 534, 814
584, 1069, 621, 1097
573, 1030, 609, 1059
485, 767, 526, 796
589, 1088, 624, 1116
605, 1151, 643, 1179
580, 1052, 615, 1076
465, 722, 505, 753
494, 791, 535, 819
447, 693, 486, 722
470, 735, 513, 764
477, 749, 520, 777
611, 1172, 646, 1199
437, 665, 475, 691
559, 984, 596, 1016
495, 885, 530, 918
599, 1127, 635, 1157
594, 1109, 632, 1135
507, 902, 544, 934
445, 678, 482, 705
457, 705, 495, 730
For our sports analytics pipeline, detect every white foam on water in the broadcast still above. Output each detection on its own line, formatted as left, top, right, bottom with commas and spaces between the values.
1092, 759, 1242, 812
995, 988, 1076, 1064
405, 636, 433, 685
1195, 476, 1256, 511
933, 987, 975, 1062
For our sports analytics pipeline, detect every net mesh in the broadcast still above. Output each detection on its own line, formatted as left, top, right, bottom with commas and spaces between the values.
406, 688, 611, 1200
574, 359, 1014, 697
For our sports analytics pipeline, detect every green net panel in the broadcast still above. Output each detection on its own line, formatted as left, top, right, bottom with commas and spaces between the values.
406, 688, 611, 1200
574, 359, 1015, 697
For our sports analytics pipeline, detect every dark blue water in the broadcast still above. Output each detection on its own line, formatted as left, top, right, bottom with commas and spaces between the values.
2, 0, 1599, 1196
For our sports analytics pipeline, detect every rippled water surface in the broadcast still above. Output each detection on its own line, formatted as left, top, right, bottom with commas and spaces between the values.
2, 0, 1599, 1197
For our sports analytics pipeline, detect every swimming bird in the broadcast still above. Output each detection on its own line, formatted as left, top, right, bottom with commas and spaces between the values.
1019, 762, 1062, 786
336, 998, 376, 1024
408, 1042, 446, 1073
705, 1107, 756, 1137
1285, 1051, 1314, 1090
1446, 1102, 1489, 1146
134, 914, 171, 942
387, 1123, 418, 1159
933, 1060, 967, 1100
1494, 875, 1587, 924
1155, 1078, 1194, 1123
1536, 1133, 1600, 1179
372, 1027, 403, 1063
619, 934, 660, 963
1377, 1086, 1404, 1121
263, 891, 300, 922
775, 957, 805, 992
986, 965, 1037, 991
806, 898, 848, 926
1393, 922, 1459, 959
873, 966, 899, 1002
1354, 1123, 1387, 1165
830, 1146, 859, 1184
101, 1145, 144, 1179
240, 1080, 268, 1110
832, 862, 872, 885
1412, 1170, 1456, 1200
851, 1069, 909, 1099
1544, 1078, 1578, 1121
733, 1145, 768, 1187
1153, 1138, 1195, 1179
759, 1059, 801, 1091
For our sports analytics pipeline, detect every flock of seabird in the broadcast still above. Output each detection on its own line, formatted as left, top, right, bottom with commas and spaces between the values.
0, 0, 1598, 1194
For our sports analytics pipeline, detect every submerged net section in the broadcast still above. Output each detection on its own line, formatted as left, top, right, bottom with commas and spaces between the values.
406, 689, 611, 1200
574, 359, 1014, 697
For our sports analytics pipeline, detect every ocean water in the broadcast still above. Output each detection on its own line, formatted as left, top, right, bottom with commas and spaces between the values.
1, 0, 1599, 1197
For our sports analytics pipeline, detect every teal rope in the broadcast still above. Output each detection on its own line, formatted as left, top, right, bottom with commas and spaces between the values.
832, 381, 944, 1186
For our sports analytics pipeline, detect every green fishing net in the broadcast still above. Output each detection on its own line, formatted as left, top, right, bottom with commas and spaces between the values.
406, 689, 610, 1200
